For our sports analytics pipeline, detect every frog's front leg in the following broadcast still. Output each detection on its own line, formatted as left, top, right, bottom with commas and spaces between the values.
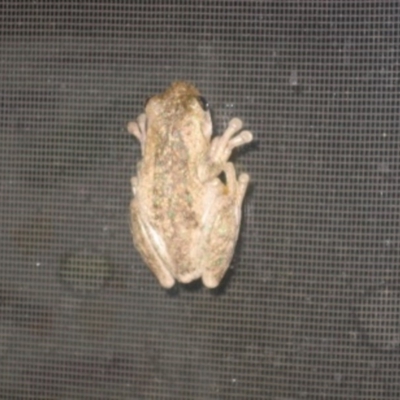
201, 162, 250, 288
199, 118, 253, 181
127, 113, 147, 156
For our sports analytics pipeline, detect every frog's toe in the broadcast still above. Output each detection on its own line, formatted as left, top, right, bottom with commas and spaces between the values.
202, 272, 221, 289
236, 173, 250, 203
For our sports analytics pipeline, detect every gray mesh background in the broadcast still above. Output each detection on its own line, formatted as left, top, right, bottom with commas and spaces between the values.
1, 1, 400, 399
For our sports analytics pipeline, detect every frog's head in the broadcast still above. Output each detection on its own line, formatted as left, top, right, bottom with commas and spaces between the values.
145, 81, 213, 146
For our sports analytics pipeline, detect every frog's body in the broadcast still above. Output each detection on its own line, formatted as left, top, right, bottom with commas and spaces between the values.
128, 81, 253, 288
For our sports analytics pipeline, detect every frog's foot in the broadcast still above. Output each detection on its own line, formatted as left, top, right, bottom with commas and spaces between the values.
209, 118, 253, 166
127, 113, 147, 155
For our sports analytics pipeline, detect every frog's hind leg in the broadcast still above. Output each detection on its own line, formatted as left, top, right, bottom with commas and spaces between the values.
201, 162, 250, 289
224, 162, 250, 222
130, 200, 176, 289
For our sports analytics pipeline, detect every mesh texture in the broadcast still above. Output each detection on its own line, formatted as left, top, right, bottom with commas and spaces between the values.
1, 1, 400, 399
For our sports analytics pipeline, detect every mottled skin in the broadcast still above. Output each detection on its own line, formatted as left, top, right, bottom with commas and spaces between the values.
128, 81, 253, 288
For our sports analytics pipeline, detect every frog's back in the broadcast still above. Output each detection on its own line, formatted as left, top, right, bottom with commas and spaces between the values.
151, 127, 200, 230
146, 83, 203, 226
131, 81, 216, 283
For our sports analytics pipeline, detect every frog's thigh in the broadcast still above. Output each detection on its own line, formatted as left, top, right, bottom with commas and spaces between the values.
130, 201, 175, 289
202, 163, 249, 289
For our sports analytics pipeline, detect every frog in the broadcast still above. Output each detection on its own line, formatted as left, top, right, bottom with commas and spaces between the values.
127, 81, 253, 288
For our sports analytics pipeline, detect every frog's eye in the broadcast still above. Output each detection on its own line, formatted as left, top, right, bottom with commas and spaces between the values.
197, 96, 209, 111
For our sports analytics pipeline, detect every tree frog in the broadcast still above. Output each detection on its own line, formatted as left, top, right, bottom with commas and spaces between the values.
128, 81, 253, 288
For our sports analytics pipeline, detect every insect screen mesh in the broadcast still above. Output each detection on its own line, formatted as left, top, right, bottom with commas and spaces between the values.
1, 1, 400, 399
